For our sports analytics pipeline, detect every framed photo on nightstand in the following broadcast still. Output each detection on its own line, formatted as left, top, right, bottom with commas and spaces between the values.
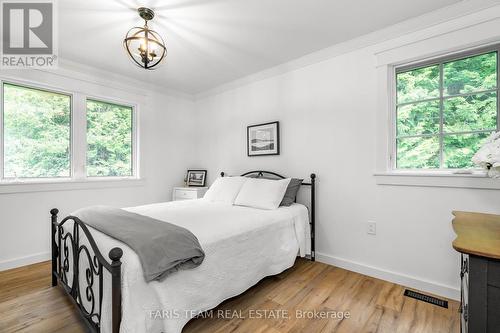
186, 170, 207, 187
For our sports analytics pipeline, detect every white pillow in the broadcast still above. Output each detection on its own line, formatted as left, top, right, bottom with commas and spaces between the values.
234, 178, 291, 210
203, 176, 248, 204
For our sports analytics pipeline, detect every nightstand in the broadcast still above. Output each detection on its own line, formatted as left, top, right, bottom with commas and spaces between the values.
172, 187, 208, 201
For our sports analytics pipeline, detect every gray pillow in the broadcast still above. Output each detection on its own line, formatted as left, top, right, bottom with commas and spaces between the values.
280, 178, 303, 206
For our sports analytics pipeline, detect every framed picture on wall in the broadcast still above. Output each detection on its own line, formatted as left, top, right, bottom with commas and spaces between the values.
247, 121, 280, 156
187, 170, 207, 187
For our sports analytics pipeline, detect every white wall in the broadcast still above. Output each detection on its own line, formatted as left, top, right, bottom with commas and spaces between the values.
0, 66, 197, 270
193, 5, 500, 299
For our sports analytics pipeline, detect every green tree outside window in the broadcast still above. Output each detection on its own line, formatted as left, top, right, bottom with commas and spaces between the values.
86, 99, 133, 177
396, 51, 498, 169
3, 83, 71, 178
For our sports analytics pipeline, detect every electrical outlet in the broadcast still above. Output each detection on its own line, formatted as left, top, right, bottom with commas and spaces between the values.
367, 221, 376, 235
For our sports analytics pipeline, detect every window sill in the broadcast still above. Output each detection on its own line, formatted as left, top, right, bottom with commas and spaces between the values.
0, 177, 145, 195
374, 171, 500, 190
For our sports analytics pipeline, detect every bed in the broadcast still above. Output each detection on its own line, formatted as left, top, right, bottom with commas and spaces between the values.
50, 171, 316, 333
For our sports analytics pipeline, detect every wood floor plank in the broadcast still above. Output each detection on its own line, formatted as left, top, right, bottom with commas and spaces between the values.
376, 281, 405, 313
0, 259, 460, 333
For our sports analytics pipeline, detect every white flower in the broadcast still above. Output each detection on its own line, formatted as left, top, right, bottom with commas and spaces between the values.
472, 131, 500, 170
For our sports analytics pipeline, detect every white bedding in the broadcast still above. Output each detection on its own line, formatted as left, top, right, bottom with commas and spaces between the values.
71, 199, 310, 333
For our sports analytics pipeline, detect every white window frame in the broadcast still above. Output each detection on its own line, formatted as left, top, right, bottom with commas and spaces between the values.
390, 44, 500, 172
0, 77, 141, 192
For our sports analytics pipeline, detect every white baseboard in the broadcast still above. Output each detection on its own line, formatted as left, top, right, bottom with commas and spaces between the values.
0, 252, 51, 272
316, 252, 460, 301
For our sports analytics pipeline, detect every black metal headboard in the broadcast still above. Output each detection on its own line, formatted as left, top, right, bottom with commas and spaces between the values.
220, 170, 316, 261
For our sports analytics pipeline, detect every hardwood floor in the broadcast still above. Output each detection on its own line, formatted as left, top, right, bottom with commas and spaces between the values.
0, 259, 460, 333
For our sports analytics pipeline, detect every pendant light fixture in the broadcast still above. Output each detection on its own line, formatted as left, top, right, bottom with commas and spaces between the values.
123, 7, 166, 70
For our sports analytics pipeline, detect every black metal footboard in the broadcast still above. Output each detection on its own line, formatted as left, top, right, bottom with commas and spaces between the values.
51, 209, 123, 333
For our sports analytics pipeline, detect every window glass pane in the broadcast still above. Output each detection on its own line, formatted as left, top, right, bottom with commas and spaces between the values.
87, 100, 132, 177
444, 52, 497, 96
397, 65, 439, 104
397, 136, 440, 169
397, 101, 440, 137
3, 83, 70, 178
443, 132, 491, 169
443, 92, 497, 133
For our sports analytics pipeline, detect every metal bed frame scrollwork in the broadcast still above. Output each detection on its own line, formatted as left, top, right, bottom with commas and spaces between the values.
51, 210, 122, 333
51, 171, 316, 333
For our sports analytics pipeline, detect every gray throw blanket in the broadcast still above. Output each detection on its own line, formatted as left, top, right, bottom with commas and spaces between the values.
73, 205, 205, 282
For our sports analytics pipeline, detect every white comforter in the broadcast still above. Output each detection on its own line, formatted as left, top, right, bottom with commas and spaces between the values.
75, 199, 310, 333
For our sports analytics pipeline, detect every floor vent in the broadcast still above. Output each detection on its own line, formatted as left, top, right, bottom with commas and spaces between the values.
404, 289, 448, 308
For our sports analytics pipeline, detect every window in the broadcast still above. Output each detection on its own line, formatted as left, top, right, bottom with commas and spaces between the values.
87, 99, 133, 177
0, 80, 137, 184
2, 83, 71, 178
395, 48, 498, 170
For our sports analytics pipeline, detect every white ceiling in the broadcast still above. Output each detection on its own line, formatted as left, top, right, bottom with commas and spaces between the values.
60, 0, 462, 94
